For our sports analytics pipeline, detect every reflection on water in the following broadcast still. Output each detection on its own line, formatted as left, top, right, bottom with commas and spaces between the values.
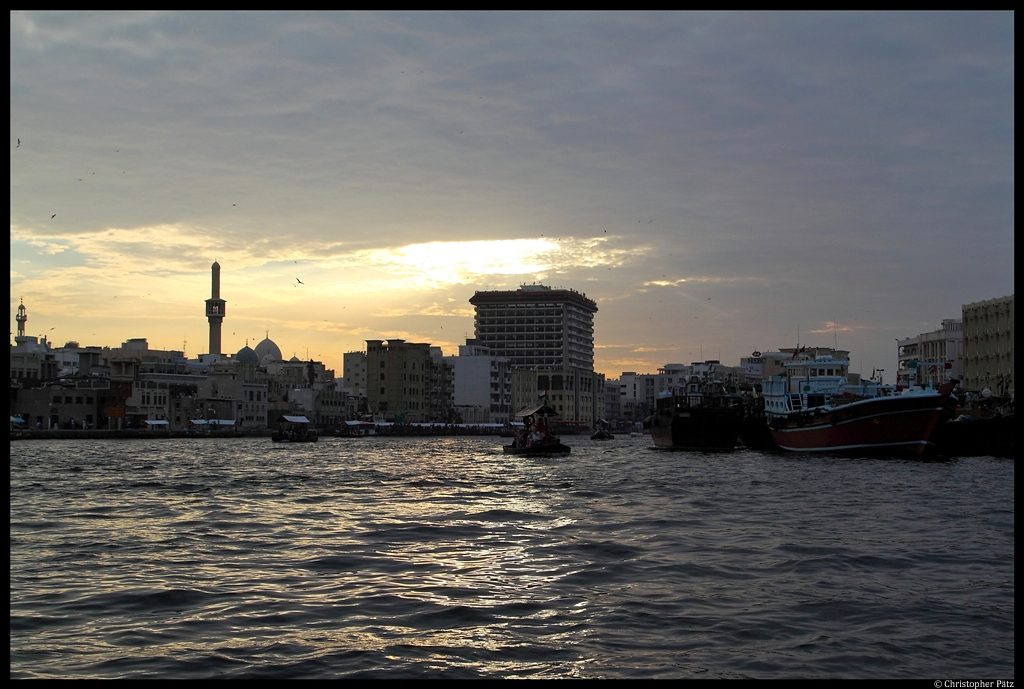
10, 435, 1014, 678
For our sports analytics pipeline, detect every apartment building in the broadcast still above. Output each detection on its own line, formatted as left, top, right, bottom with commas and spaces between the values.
962, 294, 1014, 396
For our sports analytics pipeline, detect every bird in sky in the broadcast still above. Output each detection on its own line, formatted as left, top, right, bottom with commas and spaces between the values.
296, 278, 304, 284
17, 138, 20, 147
51, 214, 56, 219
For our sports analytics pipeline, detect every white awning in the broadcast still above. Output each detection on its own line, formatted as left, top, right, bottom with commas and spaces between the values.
144, 420, 169, 425
282, 415, 310, 424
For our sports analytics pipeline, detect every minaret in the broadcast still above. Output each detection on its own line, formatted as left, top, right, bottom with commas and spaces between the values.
16, 297, 27, 338
205, 261, 226, 355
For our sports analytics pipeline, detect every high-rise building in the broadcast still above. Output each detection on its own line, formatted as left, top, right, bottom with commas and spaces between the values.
469, 284, 602, 428
468, 284, 597, 371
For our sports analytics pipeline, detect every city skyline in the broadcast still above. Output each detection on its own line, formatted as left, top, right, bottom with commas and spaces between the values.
10, 12, 1014, 379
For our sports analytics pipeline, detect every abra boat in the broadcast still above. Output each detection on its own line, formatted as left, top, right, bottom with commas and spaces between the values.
762, 354, 957, 456
272, 415, 319, 443
503, 401, 571, 456
650, 374, 745, 451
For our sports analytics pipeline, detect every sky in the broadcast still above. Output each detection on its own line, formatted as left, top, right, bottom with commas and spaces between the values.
10, 11, 1014, 381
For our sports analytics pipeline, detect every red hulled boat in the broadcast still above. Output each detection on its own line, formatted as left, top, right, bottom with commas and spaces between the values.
762, 353, 957, 456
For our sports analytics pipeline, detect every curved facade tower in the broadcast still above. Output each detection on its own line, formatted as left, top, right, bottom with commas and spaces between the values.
205, 261, 226, 354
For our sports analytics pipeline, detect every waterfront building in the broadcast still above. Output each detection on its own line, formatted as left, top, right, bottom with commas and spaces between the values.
469, 284, 597, 370
507, 367, 603, 429
12, 377, 111, 430
962, 294, 1014, 397
616, 371, 656, 421
469, 284, 601, 428
342, 351, 368, 401
445, 339, 513, 424
739, 351, 788, 381
896, 319, 963, 388
196, 358, 269, 431
52, 341, 107, 378
366, 339, 453, 423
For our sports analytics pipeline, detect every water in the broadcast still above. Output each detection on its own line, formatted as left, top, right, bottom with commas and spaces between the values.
10, 435, 1014, 678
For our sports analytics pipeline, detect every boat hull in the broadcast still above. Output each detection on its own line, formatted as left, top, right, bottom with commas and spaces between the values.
503, 442, 571, 456
768, 393, 950, 456
271, 432, 319, 443
650, 407, 742, 451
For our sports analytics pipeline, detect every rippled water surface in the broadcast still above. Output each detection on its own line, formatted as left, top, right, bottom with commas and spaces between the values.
10, 435, 1014, 678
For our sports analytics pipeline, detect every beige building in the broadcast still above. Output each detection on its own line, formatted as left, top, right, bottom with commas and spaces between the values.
342, 351, 368, 399
509, 367, 603, 428
896, 319, 963, 388
962, 294, 1014, 397
366, 339, 453, 423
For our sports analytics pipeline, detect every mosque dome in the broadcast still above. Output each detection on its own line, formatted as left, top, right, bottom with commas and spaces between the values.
290, 355, 301, 362
235, 344, 259, 365
254, 336, 282, 363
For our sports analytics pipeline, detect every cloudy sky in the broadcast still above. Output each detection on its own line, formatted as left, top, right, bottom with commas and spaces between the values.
10, 11, 1014, 380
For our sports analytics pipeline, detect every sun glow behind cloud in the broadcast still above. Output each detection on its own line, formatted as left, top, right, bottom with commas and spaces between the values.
323, 237, 645, 293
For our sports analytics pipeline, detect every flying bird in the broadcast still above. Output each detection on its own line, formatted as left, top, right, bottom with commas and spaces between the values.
296, 278, 304, 284
51, 214, 56, 219
17, 139, 20, 147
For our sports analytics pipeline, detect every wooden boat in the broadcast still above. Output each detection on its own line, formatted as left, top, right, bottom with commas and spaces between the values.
503, 440, 572, 456
650, 375, 744, 451
762, 354, 957, 456
272, 415, 319, 443
503, 400, 570, 455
